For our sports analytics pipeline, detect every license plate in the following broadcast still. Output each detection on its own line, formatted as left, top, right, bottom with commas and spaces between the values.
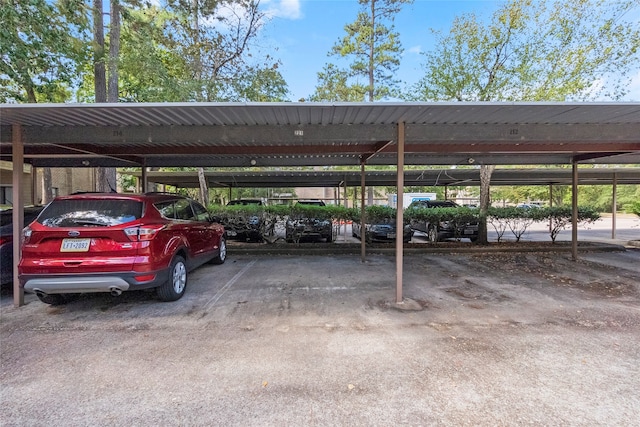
227, 230, 237, 237
464, 229, 475, 235
61, 238, 91, 252
387, 233, 396, 239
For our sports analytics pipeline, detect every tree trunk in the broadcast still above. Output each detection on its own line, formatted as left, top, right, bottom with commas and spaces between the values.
477, 164, 496, 244
197, 168, 209, 206
93, 0, 106, 103
41, 167, 53, 204
108, 0, 120, 103
95, 0, 121, 192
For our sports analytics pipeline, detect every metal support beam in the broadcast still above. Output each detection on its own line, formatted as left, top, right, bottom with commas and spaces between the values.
571, 161, 578, 261
141, 165, 148, 193
360, 159, 366, 262
12, 125, 24, 307
31, 166, 37, 205
343, 178, 348, 242
396, 123, 405, 304
612, 173, 617, 239
549, 183, 553, 233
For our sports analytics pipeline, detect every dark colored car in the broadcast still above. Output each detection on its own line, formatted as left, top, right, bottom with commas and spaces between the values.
352, 220, 413, 243
285, 200, 336, 243
0, 206, 45, 286
19, 192, 226, 305
225, 199, 265, 241
408, 200, 479, 242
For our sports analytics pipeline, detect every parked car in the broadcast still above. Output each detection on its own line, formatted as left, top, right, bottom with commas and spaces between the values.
516, 203, 541, 209
285, 200, 336, 243
352, 220, 413, 243
408, 200, 478, 242
19, 192, 226, 305
1, 206, 45, 286
224, 199, 265, 241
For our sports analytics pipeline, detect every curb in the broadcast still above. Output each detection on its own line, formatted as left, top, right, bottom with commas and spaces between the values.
227, 241, 628, 256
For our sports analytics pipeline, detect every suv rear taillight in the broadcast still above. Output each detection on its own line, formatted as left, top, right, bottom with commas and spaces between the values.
124, 224, 165, 241
22, 226, 32, 244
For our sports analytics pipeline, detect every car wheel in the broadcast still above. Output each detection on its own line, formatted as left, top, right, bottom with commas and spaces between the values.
36, 293, 68, 305
469, 236, 478, 243
427, 225, 439, 243
210, 237, 227, 264
157, 255, 187, 302
285, 231, 293, 243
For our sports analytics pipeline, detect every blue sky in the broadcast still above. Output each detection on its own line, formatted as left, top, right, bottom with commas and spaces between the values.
258, 0, 640, 102
260, 0, 502, 100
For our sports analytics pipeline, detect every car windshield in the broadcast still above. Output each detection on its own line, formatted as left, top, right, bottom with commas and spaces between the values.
297, 200, 325, 206
411, 201, 458, 208
227, 200, 263, 206
38, 199, 143, 227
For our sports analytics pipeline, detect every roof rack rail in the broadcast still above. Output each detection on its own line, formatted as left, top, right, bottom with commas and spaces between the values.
70, 191, 118, 195
143, 191, 181, 196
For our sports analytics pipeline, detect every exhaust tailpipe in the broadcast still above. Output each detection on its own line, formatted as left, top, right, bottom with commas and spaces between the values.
109, 287, 123, 297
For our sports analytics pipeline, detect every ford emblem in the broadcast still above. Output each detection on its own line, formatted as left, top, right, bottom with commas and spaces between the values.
68, 230, 80, 237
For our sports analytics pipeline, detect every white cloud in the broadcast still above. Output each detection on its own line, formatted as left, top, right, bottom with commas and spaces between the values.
407, 45, 422, 55
263, 0, 302, 20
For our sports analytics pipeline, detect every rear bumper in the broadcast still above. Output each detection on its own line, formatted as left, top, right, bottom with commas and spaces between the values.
21, 269, 169, 295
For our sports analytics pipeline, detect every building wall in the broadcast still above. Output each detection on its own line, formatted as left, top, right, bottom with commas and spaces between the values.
1, 164, 96, 205
0, 161, 33, 205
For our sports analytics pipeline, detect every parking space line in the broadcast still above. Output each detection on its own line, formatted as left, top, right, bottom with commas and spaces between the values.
203, 259, 257, 310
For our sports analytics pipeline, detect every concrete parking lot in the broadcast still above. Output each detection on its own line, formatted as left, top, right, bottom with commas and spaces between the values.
1, 239, 639, 426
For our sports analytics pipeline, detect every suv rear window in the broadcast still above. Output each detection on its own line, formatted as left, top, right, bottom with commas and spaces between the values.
411, 200, 458, 208
38, 199, 143, 227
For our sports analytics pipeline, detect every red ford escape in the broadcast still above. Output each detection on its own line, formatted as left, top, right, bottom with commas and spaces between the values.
19, 192, 226, 305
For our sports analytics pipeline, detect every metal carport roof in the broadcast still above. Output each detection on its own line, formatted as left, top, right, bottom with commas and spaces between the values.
2, 102, 640, 167
131, 168, 640, 189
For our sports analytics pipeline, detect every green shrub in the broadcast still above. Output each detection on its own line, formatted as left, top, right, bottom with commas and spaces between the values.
627, 201, 640, 217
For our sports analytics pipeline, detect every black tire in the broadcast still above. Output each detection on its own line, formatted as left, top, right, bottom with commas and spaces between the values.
427, 225, 439, 243
210, 237, 227, 265
36, 293, 67, 305
157, 255, 187, 302
469, 236, 478, 243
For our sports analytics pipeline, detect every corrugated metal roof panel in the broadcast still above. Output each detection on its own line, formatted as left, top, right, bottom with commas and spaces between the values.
2, 102, 640, 127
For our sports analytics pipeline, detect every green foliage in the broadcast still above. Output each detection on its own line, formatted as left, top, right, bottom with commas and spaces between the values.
308, 64, 367, 102
362, 205, 397, 223
406, 0, 640, 102
0, 0, 90, 103
312, 0, 412, 101
628, 201, 640, 217
544, 206, 601, 242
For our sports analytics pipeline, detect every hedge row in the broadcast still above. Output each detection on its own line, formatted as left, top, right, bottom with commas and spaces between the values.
209, 204, 600, 243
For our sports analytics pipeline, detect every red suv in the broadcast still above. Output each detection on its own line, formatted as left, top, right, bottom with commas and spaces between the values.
19, 192, 226, 304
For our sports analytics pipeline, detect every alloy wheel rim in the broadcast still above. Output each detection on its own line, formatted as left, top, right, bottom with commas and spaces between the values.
173, 262, 186, 293
219, 240, 226, 261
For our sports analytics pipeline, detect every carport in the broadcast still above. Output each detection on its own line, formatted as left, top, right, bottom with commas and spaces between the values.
2, 102, 640, 307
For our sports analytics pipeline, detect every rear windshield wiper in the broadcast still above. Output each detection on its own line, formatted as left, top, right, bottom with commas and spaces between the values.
71, 219, 109, 227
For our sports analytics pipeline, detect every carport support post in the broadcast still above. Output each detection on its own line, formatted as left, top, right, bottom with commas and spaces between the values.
396, 122, 405, 303
12, 124, 25, 307
612, 173, 617, 239
141, 164, 148, 193
343, 178, 348, 242
549, 184, 553, 233
31, 166, 37, 205
571, 160, 578, 261
360, 159, 366, 262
